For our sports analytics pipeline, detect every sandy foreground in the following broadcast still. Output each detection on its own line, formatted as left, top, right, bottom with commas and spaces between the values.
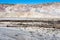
0, 27, 60, 40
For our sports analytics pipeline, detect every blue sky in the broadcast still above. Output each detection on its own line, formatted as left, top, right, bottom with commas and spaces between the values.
0, 0, 60, 4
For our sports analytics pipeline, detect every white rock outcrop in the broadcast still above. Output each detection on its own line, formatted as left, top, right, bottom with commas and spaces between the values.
0, 3, 60, 18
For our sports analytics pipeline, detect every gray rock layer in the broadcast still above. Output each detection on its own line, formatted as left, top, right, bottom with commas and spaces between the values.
0, 27, 60, 40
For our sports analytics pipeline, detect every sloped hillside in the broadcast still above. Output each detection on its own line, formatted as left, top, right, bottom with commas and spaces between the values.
0, 3, 60, 40
0, 3, 60, 18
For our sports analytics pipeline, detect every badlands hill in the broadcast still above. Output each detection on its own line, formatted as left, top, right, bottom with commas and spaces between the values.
0, 3, 60, 40
0, 3, 60, 18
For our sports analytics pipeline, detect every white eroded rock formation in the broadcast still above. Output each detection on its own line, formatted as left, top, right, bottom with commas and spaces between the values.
0, 3, 60, 18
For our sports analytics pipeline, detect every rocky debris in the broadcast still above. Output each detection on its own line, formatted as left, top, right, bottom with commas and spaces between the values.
0, 20, 60, 28
0, 27, 60, 40
0, 21, 55, 28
